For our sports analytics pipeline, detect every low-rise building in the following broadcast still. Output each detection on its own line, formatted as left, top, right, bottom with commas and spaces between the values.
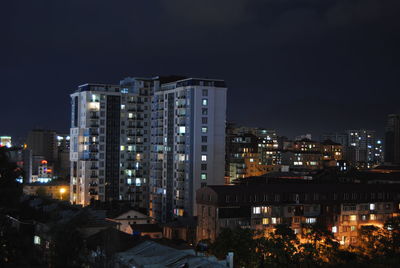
23, 180, 69, 200
196, 183, 400, 246
106, 209, 154, 234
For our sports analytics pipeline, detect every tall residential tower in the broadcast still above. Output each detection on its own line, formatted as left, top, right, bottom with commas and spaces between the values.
70, 77, 227, 223
70, 82, 152, 207
149, 78, 227, 222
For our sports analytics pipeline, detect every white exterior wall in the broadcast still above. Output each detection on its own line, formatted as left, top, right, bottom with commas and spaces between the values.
150, 78, 227, 221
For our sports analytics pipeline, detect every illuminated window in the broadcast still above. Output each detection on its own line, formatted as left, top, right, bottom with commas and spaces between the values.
128, 113, 133, 118
121, 104, 125, 110
271, 217, 277, 224
127, 178, 132, 185
178, 126, 186, 134
349, 215, 357, 221
306, 218, 317, 224
34, 236, 41, 245
201, 173, 207, 180
370, 214, 376, 220
135, 178, 141, 186
332, 226, 337, 233
202, 99, 208, 106
369, 203, 375, 210
253, 207, 261, 214
120, 145, 125, 151
250, 158, 254, 162
201, 155, 207, 161
262, 218, 269, 225
201, 127, 208, 133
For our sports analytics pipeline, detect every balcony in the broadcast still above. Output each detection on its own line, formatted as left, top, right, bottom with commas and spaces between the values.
89, 189, 98, 195
89, 114, 99, 119
90, 166, 98, 170
89, 182, 98, 187
89, 130, 99, 136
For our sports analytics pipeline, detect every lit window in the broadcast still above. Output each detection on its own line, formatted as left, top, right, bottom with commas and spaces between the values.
369, 203, 375, 210
128, 113, 133, 118
179, 126, 186, 134
135, 178, 141, 186
262, 218, 269, 225
370, 214, 376, 220
271, 217, 277, 224
34, 236, 41, 245
250, 158, 254, 162
201, 173, 207, 180
349, 215, 357, 221
253, 207, 261, 214
121, 104, 125, 110
306, 218, 317, 224
202, 99, 208, 106
332, 226, 337, 233
201, 155, 207, 161
201, 127, 208, 133
127, 178, 132, 184
120, 145, 125, 151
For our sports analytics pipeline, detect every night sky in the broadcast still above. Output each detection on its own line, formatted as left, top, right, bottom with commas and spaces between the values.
2, 0, 400, 141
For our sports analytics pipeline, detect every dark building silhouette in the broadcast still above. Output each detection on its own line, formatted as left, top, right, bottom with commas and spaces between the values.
385, 114, 400, 164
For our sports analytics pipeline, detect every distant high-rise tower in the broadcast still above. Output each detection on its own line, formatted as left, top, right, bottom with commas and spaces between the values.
385, 114, 400, 164
149, 78, 227, 222
346, 129, 377, 168
26, 129, 57, 163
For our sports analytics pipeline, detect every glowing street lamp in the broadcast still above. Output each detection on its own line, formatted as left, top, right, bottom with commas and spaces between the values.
59, 188, 66, 200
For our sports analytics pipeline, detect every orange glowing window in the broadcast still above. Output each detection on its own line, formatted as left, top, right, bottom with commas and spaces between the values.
41, 160, 48, 164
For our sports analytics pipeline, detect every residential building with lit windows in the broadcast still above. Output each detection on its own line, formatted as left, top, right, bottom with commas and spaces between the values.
322, 130, 382, 168
149, 78, 227, 223
196, 183, 400, 244
225, 126, 279, 183
281, 139, 323, 170
70, 81, 153, 207
346, 129, 378, 168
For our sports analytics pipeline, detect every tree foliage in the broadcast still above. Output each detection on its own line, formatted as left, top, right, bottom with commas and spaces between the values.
210, 218, 400, 268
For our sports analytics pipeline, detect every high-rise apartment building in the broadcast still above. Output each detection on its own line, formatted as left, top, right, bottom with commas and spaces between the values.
26, 129, 57, 163
322, 130, 382, 168
346, 129, 377, 168
385, 114, 400, 164
70, 82, 152, 207
70, 77, 227, 223
149, 78, 227, 222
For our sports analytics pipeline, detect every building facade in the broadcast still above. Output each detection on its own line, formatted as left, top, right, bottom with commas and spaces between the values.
196, 183, 400, 245
149, 78, 227, 222
70, 82, 152, 207
385, 114, 400, 164
70, 77, 227, 223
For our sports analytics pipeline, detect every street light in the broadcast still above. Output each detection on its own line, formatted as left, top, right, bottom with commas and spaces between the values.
59, 188, 66, 200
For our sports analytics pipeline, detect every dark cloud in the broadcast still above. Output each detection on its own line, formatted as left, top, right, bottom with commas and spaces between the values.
162, 0, 251, 25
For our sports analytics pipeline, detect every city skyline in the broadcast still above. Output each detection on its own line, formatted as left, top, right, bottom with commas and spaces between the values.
2, 1, 400, 139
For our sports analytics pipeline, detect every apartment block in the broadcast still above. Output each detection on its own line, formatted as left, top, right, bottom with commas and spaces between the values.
149, 78, 227, 222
